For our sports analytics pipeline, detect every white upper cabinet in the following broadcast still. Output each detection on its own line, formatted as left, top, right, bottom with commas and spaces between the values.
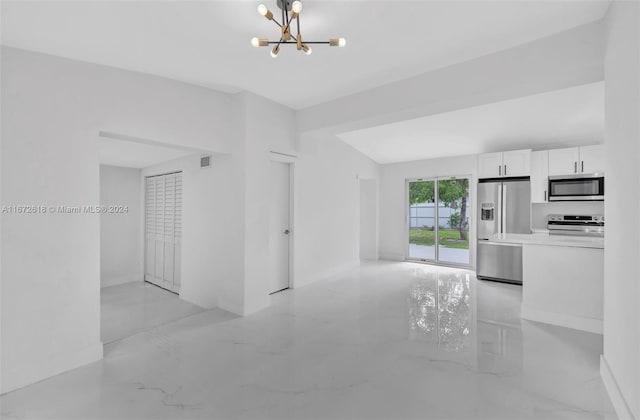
548, 147, 580, 176
530, 150, 549, 203
503, 150, 531, 177
478, 149, 531, 179
578, 145, 605, 174
548, 145, 604, 176
477, 152, 503, 178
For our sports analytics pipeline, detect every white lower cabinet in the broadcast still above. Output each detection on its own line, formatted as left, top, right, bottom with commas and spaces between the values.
522, 244, 603, 334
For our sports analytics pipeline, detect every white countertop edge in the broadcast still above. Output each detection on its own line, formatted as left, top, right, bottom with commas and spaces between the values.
487, 233, 604, 249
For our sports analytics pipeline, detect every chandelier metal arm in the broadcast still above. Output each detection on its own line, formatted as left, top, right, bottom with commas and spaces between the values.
253, 1, 345, 56
264, 41, 331, 45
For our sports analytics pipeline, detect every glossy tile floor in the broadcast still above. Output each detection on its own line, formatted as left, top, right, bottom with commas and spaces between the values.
1, 262, 615, 420
101, 281, 204, 344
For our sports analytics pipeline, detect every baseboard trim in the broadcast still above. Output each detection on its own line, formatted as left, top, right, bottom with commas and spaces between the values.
521, 304, 603, 334
600, 355, 636, 420
379, 254, 404, 262
1, 342, 103, 395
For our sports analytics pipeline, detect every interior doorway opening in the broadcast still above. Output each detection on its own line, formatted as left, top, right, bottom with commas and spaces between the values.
407, 177, 471, 267
359, 179, 378, 260
98, 133, 214, 345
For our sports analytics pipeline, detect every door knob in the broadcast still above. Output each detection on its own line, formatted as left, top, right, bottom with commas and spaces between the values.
284, 229, 290, 235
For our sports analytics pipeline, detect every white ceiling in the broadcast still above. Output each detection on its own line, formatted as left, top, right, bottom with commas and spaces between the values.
337, 82, 604, 164
1, 1, 610, 109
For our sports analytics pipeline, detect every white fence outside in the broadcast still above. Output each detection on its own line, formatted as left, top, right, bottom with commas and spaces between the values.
409, 202, 469, 229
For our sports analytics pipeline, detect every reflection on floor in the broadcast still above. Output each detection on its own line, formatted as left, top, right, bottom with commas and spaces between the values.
2, 262, 615, 419
101, 281, 204, 344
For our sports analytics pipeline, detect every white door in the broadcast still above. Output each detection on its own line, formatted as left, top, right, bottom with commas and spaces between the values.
145, 172, 182, 293
268, 162, 291, 294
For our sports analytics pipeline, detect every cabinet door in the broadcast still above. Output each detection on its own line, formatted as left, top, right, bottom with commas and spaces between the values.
478, 152, 503, 179
530, 150, 549, 203
579, 145, 604, 174
548, 147, 580, 176
503, 149, 531, 177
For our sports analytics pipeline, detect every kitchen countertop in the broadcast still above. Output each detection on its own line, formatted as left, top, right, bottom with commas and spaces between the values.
488, 232, 604, 249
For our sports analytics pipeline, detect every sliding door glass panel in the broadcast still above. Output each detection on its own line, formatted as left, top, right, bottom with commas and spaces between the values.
437, 178, 470, 265
408, 180, 436, 261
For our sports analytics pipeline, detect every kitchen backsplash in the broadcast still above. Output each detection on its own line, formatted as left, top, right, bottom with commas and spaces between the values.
531, 202, 605, 231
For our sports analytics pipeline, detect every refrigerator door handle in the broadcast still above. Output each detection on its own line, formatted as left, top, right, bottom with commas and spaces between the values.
502, 184, 507, 234
496, 183, 502, 235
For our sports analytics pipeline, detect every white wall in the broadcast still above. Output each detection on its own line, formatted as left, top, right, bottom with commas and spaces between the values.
379, 155, 477, 265
0, 47, 232, 394
293, 134, 379, 288
141, 154, 236, 310
100, 165, 143, 288
2, 48, 103, 394
601, 2, 640, 419
241, 93, 297, 314
214, 92, 298, 316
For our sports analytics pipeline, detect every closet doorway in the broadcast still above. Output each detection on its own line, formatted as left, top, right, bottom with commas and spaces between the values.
145, 171, 182, 293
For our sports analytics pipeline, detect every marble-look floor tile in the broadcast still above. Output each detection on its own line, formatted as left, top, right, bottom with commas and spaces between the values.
1, 262, 616, 419
101, 281, 204, 344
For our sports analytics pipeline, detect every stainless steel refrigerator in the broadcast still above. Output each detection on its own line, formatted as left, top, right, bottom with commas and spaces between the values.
477, 177, 530, 284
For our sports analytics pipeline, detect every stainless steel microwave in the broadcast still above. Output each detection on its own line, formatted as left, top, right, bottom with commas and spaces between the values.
548, 173, 604, 201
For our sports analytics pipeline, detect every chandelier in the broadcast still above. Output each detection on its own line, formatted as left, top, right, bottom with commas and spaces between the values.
251, 0, 346, 58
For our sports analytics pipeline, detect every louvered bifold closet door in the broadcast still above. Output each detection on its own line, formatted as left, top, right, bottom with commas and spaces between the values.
144, 172, 182, 293
145, 177, 157, 282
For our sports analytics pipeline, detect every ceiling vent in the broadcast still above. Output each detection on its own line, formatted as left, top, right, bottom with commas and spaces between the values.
200, 154, 212, 169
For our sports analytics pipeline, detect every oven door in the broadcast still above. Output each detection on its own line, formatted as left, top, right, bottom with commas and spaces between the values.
548, 174, 604, 201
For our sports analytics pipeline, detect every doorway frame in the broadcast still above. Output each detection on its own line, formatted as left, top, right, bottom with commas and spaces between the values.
269, 152, 296, 291
359, 178, 379, 261
405, 175, 473, 269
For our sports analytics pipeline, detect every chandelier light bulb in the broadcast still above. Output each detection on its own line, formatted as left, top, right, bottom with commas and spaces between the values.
302, 44, 312, 55
338, 38, 346, 47
271, 45, 280, 58
292, 1, 303, 13
257, 4, 268, 16
251, 38, 269, 48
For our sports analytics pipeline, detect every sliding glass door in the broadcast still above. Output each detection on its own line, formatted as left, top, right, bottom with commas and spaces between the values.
407, 177, 470, 266
436, 178, 470, 265
408, 180, 436, 261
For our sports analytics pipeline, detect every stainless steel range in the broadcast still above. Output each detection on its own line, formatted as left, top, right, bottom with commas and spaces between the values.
547, 214, 604, 237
